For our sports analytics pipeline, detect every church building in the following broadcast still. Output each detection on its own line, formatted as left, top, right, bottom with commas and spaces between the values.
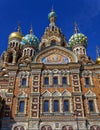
0, 9, 100, 130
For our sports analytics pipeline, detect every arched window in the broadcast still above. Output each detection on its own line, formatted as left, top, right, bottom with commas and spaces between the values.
14, 127, 19, 130
90, 126, 95, 130
20, 126, 24, 130
62, 126, 67, 130
47, 126, 52, 130
62, 126, 73, 130
97, 127, 100, 130
69, 127, 73, 130
41, 126, 46, 130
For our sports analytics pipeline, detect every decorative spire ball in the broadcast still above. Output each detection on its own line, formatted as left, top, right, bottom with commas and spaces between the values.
48, 8, 57, 23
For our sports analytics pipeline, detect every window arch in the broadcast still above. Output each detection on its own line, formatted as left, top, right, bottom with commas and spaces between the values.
41, 126, 46, 130
14, 126, 25, 130
62, 126, 73, 130
41, 126, 52, 130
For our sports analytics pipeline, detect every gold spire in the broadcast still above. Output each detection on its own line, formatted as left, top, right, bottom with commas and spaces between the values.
74, 22, 79, 33
30, 24, 33, 34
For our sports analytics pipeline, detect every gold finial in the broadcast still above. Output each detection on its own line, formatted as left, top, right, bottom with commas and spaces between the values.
30, 24, 33, 34
74, 22, 79, 33
96, 46, 100, 57
17, 22, 21, 32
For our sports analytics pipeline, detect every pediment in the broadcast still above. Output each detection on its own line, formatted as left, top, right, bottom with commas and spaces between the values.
85, 90, 96, 97
35, 46, 77, 64
42, 90, 52, 97
18, 91, 27, 98
52, 90, 61, 96
62, 90, 71, 97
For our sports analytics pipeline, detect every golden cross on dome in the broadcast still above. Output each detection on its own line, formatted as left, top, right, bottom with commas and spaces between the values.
30, 24, 33, 34
17, 22, 21, 32
74, 22, 79, 34
96, 46, 100, 57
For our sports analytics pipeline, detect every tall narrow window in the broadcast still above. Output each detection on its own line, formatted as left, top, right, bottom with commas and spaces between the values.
64, 100, 69, 112
19, 101, 24, 112
85, 77, 90, 85
44, 77, 49, 85
54, 100, 59, 112
53, 77, 58, 85
88, 100, 94, 112
62, 77, 67, 84
44, 100, 49, 112
22, 78, 26, 86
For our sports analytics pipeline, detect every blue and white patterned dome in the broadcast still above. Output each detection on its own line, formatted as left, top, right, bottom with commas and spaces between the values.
21, 34, 39, 48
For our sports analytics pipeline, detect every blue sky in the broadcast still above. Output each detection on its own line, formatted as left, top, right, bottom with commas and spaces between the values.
0, 0, 100, 61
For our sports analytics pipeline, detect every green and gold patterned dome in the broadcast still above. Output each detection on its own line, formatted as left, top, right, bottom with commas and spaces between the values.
68, 23, 88, 48
69, 33, 88, 47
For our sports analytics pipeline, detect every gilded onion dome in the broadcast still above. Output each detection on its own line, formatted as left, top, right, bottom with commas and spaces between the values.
21, 28, 39, 49
96, 57, 100, 64
9, 24, 23, 41
68, 23, 88, 48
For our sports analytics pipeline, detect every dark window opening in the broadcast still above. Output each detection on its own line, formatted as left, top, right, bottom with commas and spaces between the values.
19, 101, 24, 112
53, 77, 58, 85
44, 100, 49, 112
8, 54, 13, 63
64, 100, 69, 112
44, 77, 49, 85
54, 100, 59, 112
85, 77, 90, 85
88, 100, 94, 112
22, 78, 26, 86
62, 77, 67, 84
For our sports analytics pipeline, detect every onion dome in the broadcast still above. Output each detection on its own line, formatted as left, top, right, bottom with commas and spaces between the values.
68, 23, 88, 48
21, 27, 39, 49
48, 10, 57, 19
96, 57, 100, 64
9, 24, 23, 41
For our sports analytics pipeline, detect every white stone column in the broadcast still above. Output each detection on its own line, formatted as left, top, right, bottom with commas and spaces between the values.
60, 98, 63, 113
94, 98, 99, 113
67, 73, 70, 86
50, 98, 53, 113
70, 98, 73, 113
90, 75, 93, 86
49, 74, 53, 86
